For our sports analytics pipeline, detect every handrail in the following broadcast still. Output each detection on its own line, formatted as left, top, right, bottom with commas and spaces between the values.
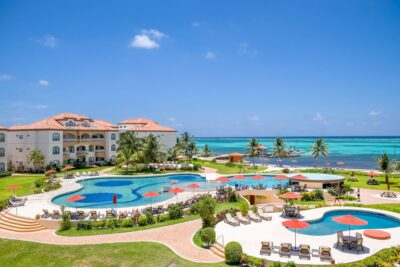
216, 234, 224, 247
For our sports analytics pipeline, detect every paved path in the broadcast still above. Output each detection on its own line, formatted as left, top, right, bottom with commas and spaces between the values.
0, 219, 221, 263
326, 188, 400, 205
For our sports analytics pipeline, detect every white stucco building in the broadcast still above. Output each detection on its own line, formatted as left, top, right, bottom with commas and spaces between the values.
0, 126, 8, 172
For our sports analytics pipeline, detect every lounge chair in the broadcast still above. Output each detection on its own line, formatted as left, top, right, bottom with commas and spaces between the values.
12, 194, 27, 202
260, 241, 273, 255
352, 238, 365, 253
77, 210, 87, 219
248, 210, 262, 223
279, 243, 292, 258
8, 199, 24, 207
89, 211, 98, 220
236, 212, 250, 224
224, 213, 240, 226
258, 207, 272, 221
42, 209, 51, 218
106, 210, 114, 219
292, 206, 301, 217
319, 246, 332, 261
119, 211, 128, 219
299, 244, 310, 259
52, 210, 61, 219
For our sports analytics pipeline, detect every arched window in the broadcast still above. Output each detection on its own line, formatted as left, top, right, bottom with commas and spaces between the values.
81, 121, 90, 127
0, 162, 5, 172
0, 133, 5, 142
111, 133, 116, 140
111, 144, 116, 151
52, 133, 60, 142
65, 120, 75, 127
68, 146, 75, 153
77, 146, 86, 152
52, 146, 60, 155
0, 148, 4, 157
81, 133, 90, 139
89, 145, 94, 152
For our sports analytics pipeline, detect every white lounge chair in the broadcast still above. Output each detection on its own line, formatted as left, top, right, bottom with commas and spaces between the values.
224, 213, 240, 226
236, 212, 250, 224
258, 207, 272, 221
248, 210, 262, 222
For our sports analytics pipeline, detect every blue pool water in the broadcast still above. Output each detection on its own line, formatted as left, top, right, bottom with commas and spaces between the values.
293, 210, 400, 236
52, 174, 290, 208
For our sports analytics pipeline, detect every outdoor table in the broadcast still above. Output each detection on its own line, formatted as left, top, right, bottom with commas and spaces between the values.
343, 236, 357, 249
285, 208, 295, 217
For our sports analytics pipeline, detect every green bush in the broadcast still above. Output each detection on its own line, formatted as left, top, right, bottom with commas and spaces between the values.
225, 241, 242, 265
227, 187, 238, 202
60, 208, 71, 231
34, 178, 46, 188
314, 189, 324, 200
159, 214, 170, 222
0, 171, 12, 178
138, 215, 148, 226
285, 261, 296, 267
92, 220, 106, 229
200, 227, 216, 247
121, 219, 134, 228
77, 221, 92, 230
0, 199, 8, 211
106, 219, 121, 228
43, 182, 61, 192
145, 211, 155, 224
240, 201, 249, 216
190, 203, 200, 214
282, 168, 290, 173
33, 188, 43, 194
199, 195, 216, 228
168, 205, 183, 220
270, 262, 281, 267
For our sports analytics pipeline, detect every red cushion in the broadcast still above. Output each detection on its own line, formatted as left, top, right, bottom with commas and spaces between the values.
363, 230, 391, 240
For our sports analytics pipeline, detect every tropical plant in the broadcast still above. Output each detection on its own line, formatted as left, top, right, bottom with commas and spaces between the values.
272, 137, 286, 165
177, 132, 195, 158
311, 138, 329, 165
143, 134, 164, 163
27, 150, 45, 172
198, 195, 216, 228
202, 144, 212, 157
247, 138, 260, 167
116, 148, 137, 171
117, 131, 142, 152
200, 227, 216, 248
60, 206, 71, 231
375, 153, 395, 193
166, 147, 179, 161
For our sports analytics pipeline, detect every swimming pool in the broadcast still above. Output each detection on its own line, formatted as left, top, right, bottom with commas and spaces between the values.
293, 210, 400, 236
52, 174, 289, 208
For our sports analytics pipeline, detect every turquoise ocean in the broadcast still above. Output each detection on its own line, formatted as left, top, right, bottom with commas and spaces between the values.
195, 137, 400, 170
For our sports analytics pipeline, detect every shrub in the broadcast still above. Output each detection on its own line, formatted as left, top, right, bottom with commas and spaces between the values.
159, 214, 170, 222
34, 178, 46, 188
285, 261, 296, 267
92, 220, 106, 229
43, 182, 61, 192
190, 203, 200, 214
106, 219, 121, 228
121, 219, 134, 228
313, 189, 324, 200
33, 188, 43, 194
199, 195, 216, 228
77, 221, 92, 230
271, 262, 281, 267
282, 168, 290, 173
168, 205, 183, 220
138, 215, 148, 226
0, 171, 12, 178
251, 205, 258, 214
225, 241, 242, 265
60, 207, 71, 231
145, 211, 155, 224
225, 162, 235, 167
200, 227, 216, 247
227, 187, 238, 202
240, 201, 249, 216
0, 199, 8, 211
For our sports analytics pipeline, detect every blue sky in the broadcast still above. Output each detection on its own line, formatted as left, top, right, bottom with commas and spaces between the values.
0, 0, 399, 136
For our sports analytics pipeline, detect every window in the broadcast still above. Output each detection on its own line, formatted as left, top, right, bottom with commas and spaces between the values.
17, 134, 23, 140
81, 121, 90, 127
52, 146, 60, 155
111, 133, 116, 140
0, 148, 4, 157
111, 144, 116, 151
89, 157, 94, 164
89, 145, 94, 152
0, 133, 5, 142
81, 133, 90, 139
0, 162, 5, 172
18, 148, 23, 153
52, 133, 60, 142
66, 121, 75, 127
68, 146, 75, 153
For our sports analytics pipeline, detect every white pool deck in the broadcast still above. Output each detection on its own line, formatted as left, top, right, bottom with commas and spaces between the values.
215, 206, 400, 265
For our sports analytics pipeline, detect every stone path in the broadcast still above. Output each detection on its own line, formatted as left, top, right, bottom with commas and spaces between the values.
0, 219, 221, 263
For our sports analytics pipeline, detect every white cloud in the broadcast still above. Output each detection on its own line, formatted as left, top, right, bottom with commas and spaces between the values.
312, 112, 330, 125
239, 43, 258, 55
0, 74, 12, 81
205, 51, 216, 59
33, 104, 48, 109
248, 115, 260, 122
37, 34, 58, 48
369, 110, 383, 117
167, 117, 183, 128
130, 29, 166, 49
192, 21, 200, 27
38, 80, 49, 86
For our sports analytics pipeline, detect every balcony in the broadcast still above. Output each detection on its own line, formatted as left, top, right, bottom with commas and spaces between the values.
76, 150, 88, 155
63, 138, 77, 142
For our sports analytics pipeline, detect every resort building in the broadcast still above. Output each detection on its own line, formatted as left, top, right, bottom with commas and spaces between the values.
118, 118, 177, 150
1, 113, 177, 172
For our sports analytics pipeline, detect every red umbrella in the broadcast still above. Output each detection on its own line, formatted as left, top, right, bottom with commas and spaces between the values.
66, 195, 86, 212
46, 170, 57, 173
332, 214, 368, 237
215, 177, 231, 182
233, 175, 246, 180
275, 175, 288, 180
143, 191, 160, 207
368, 171, 379, 177
63, 165, 76, 171
291, 174, 308, 180
112, 193, 118, 204
291, 159, 298, 163
282, 219, 309, 248
187, 183, 201, 196
251, 175, 265, 180
169, 187, 184, 202
279, 192, 302, 200
336, 161, 345, 165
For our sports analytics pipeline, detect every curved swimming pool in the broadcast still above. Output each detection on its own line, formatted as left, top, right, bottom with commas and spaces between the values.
292, 210, 400, 236
52, 174, 289, 208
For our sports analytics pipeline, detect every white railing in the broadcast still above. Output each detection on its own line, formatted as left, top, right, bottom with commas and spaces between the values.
216, 234, 225, 247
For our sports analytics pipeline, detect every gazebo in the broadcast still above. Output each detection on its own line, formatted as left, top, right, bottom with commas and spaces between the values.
229, 153, 244, 163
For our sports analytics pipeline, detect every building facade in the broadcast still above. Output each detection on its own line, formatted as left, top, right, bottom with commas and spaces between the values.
0, 113, 177, 172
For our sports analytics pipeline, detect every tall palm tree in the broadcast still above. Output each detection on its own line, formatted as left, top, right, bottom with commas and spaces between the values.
177, 132, 194, 158
311, 138, 329, 166
272, 137, 286, 165
117, 131, 142, 152
116, 148, 137, 172
376, 153, 395, 195
202, 144, 212, 157
187, 141, 197, 160
167, 147, 179, 161
27, 150, 45, 172
143, 134, 163, 164
247, 138, 260, 167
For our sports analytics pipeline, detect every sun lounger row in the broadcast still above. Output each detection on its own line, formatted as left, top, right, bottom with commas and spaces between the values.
64, 171, 100, 179
260, 241, 332, 261
225, 208, 272, 226
8, 194, 27, 207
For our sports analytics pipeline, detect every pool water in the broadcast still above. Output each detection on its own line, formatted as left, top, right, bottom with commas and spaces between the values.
293, 210, 400, 236
52, 174, 288, 208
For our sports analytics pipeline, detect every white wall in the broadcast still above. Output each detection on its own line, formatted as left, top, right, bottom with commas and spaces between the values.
0, 131, 7, 172
133, 131, 177, 151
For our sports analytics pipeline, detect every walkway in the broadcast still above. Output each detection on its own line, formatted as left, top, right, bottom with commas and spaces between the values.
0, 219, 222, 264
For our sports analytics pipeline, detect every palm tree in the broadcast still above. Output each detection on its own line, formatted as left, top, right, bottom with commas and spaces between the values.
27, 150, 45, 172
272, 137, 286, 166
311, 138, 329, 166
187, 141, 197, 160
247, 138, 260, 168
143, 134, 163, 164
202, 144, 212, 157
117, 131, 142, 152
177, 132, 194, 158
167, 147, 179, 161
376, 153, 396, 196
116, 148, 137, 172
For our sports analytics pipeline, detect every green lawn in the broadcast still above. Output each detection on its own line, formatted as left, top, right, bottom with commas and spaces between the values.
293, 199, 326, 206
345, 203, 400, 213
199, 161, 264, 175
0, 175, 39, 201
0, 239, 227, 267
192, 229, 205, 248
55, 166, 112, 177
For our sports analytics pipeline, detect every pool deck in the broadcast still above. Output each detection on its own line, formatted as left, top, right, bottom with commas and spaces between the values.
215, 206, 400, 265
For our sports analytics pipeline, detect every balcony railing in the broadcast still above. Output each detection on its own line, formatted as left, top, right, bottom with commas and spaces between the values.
63, 138, 105, 142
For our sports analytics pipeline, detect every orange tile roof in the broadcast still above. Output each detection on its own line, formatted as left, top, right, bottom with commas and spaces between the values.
0, 126, 8, 130
8, 113, 117, 131
119, 118, 176, 132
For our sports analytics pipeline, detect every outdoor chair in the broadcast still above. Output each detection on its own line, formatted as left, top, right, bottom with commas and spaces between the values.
299, 244, 310, 259
42, 209, 51, 218
89, 211, 98, 220
236, 212, 251, 224
224, 213, 240, 226
335, 231, 348, 251
352, 238, 365, 253
119, 211, 128, 219
319, 246, 332, 261
279, 243, 292, 258
356, 232, 362, 240
260, 241, 273, 255
12, 194, 27, 202
257, 207, 272, 221
9, 199, 24, 207
106, 210, 114, 219
52, 210, 61, 219
77, 210, 87, 219
248, 210, 262, 223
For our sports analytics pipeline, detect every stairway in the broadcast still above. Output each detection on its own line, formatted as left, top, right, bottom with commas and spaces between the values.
210, 242, 225, 259
323, 192, 336, 203
0, 210, 46, 232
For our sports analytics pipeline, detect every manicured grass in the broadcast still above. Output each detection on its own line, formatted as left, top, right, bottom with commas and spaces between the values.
293, 199, 326, 206
192, 228, 205, 248
0, 239, 227, 267
215, 198, 247, 213
345, 203, 400, 214
199, 161, 264, 175
55, 166, 112, 177
0, 175, 39, 201
58, 215, 200, 237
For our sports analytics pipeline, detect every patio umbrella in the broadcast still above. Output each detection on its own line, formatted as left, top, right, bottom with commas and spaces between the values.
279, 192, 302, 204
275, 175, 288, 180
251, 175, 265, 187
369, 171, 379, 177
187, 183, 200, 196
282, 219, 309, 249
336, 161, 345, 166
63, 165, 75, 171
233, 175, 246, 180
169, 187, 184, 202
46, 170, 57, 173
113, 193, 118, 213
66, 195, 86, 212
215, 177, 231, 183
6, 185, 23, 215
291, 174, 308, 180
332, 214, 368, 237
143, 191, 160, 207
